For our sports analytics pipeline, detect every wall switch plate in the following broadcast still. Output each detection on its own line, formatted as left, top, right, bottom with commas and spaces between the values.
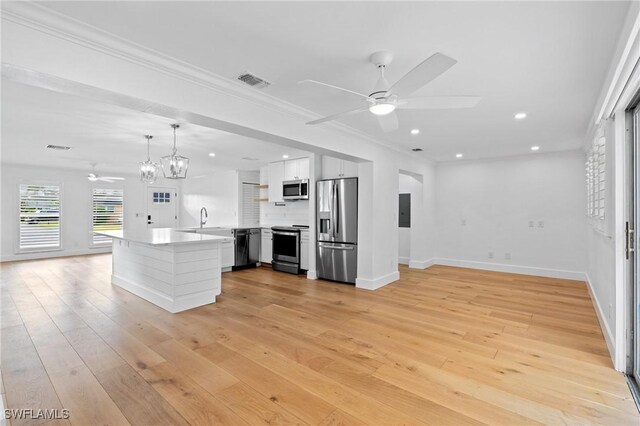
538, 221, 544, 228
488, 252, 494, 259
461, 219, 466, 226
528, 221, 534, 228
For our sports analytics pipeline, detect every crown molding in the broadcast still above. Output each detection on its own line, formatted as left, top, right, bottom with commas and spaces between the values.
2, 1, 419, 160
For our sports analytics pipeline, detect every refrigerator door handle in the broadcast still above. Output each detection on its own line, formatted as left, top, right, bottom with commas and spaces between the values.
320, 244, 354, 250
332, 182, 338, 238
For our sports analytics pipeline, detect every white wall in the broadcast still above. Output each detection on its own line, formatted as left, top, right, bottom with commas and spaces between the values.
0, 163, 178, 261
435, 151, 587, 279
398, 173, 422, 265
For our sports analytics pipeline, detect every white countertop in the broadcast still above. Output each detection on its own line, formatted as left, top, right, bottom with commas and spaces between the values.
96, 229, 233, 246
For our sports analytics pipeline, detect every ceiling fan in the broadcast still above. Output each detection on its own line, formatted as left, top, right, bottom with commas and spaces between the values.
300, 51, 480, 132
87, 163, 124, 183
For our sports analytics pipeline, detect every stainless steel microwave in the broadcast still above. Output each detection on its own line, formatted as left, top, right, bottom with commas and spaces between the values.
282, 179, 309, 200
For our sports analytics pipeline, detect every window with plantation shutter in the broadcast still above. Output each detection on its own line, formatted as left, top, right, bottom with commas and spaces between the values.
241, 183, 260, 227
19, 184, 61, 250
92, 188, 124, 245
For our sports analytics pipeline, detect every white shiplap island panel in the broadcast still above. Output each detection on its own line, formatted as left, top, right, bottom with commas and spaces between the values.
97, 229, 233, 313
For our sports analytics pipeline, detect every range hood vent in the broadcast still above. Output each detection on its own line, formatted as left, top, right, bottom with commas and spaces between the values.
237, 72, 271, 89
45, 144, 71, 150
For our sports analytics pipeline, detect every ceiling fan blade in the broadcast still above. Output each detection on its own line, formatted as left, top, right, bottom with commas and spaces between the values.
389, 53, 457, 97
101, 176, 125, 180
397, 96, 481, 110
97, 178, 116, 183
377, 111, 399, 133
299, 80, 372, 101
306, 106, 370, 125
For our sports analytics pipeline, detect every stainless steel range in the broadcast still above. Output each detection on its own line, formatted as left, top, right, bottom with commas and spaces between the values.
271, 226, 304, 274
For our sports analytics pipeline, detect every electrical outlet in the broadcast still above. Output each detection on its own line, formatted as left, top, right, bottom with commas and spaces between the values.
505, 253, 511, 260
528, 220, 534, 228
538, 220, 544, 228
461, 219, 466, 226
488, 252, 494, 259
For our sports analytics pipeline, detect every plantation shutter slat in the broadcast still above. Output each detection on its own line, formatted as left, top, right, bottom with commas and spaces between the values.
92, 188, 124, 245
19, 184, 61, 250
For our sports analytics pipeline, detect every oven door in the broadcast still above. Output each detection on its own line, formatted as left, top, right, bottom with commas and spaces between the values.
272, 230, 300, 264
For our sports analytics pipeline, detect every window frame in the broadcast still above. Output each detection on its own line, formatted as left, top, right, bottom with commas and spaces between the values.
90, 185, 124, 248
16, 180, 63, 254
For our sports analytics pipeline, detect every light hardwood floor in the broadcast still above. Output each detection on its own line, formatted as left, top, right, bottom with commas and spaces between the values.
1, 254, 638, 425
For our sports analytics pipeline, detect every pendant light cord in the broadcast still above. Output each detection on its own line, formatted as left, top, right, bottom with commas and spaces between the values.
145, 135, 153, 161
171, 124, 179, 155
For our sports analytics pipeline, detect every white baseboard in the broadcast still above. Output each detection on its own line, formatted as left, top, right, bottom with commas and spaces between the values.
1, 247, 111, 262
306, 270, 318, 280
398, 256, 410, 266
433, 258, 587, 281
409, 259, 435, 269
585, 274, 616, 364
356, 271, 400, 290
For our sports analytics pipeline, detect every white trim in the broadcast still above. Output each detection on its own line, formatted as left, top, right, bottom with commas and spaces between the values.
586, 273, 617, 365
356, 271, 400, 290
433, 258, 587, 281
1, 246, 111, 263
409, 259, 435, 269
306, 270, 318, 280
398, 256, 410, 265
111, 274, 216, 314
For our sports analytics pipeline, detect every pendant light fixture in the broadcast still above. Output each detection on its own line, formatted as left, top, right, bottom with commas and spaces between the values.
139, 135, 160, 184
161, 124, 189, 179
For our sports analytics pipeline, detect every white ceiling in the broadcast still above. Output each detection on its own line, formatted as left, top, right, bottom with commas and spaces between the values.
35, 1, 630, 161
1, 80, 309, 175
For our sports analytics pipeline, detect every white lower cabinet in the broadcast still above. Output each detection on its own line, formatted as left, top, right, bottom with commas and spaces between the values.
260, 229, 272, 263
300, 231, 310, 271
195, 228, 235, 269
221, 240, 234, 268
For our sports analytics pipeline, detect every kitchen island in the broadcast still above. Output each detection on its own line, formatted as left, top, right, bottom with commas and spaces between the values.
97, 229, 233, 313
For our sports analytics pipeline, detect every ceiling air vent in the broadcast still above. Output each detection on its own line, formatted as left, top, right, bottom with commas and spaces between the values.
412, 148, 423, 152
237, 72, 271, 89
45, 144, 71, 151
242, 156, 259, 161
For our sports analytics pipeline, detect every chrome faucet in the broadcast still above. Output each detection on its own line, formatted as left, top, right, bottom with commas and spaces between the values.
200, 207, 208, 228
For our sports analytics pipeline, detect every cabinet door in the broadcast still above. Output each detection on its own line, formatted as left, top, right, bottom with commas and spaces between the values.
260, 229, 272, 263
221, 241, 234, 268
283, 160, 298, 181
300, 234, 310, 270
322, 156, 342, 179
341, 160, 358, 178
297, 158, 310, 180
268, 162, 284, 202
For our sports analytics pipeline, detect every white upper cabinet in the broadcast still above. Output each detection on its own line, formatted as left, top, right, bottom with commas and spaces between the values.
322, 156, 358, 179
283, 158, 309, 181
268, 161, 284, 202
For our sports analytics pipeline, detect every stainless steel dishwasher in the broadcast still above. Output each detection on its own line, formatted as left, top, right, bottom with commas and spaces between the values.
232, 228, 260, 270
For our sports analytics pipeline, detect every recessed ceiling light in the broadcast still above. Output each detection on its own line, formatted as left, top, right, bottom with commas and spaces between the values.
456, 153, 463, 158
514, 112, 527, 120
531, 146, 540, 151
410, 129, 420, 135
208, 153, 216, 157
282, 154, 289, 159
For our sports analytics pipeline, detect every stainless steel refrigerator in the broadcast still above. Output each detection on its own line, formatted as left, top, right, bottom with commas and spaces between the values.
317, 177, 358, 284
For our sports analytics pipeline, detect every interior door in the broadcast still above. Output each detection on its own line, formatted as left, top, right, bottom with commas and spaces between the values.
146, 187, 177, 229
633, 107, 640, 385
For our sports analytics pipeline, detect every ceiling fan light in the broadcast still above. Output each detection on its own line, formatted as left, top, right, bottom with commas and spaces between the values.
369, 103, 396, 116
